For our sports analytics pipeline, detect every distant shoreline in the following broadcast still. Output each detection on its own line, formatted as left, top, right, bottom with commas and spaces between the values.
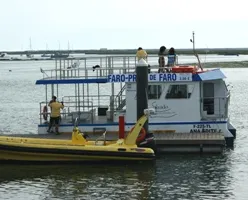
1, 59, 248, 68
1, 48, 248, 56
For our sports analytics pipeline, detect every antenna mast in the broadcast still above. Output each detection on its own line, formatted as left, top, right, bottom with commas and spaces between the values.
29, 37, 32, 50
192, 31, 195, 52
190, 31, 203, 70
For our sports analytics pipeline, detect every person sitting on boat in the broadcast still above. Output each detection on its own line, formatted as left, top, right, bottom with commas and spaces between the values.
167, 47, 176, 68
47, 96, 64, 135
136, 47, 148, 61
158, 46, 168, 73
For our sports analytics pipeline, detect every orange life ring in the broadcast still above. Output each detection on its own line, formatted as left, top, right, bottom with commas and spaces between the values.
43, 106, 48, 121
130, 126, 146, 143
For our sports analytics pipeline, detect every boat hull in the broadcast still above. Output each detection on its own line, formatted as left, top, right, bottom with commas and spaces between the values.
38, 121, 234, 139
0, 140, 155, 162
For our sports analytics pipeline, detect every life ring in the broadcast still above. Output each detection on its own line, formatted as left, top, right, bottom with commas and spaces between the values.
43, 106, 48, 121
130, 127, 146, 143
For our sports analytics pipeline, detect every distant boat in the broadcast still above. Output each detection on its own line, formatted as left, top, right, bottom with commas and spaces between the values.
0, 53, 12, 60
224, 53, 239, 56
24, 50, 35, 59
41, 54, 52, 58
51, 52, 69, 59
218, 53, 239, 56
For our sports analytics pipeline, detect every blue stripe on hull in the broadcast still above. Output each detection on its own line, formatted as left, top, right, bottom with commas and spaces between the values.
38, 121, 227, 127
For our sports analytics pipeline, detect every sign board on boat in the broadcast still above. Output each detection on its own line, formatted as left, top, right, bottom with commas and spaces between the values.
107, 73, 192, 83
190, 124, 222, 133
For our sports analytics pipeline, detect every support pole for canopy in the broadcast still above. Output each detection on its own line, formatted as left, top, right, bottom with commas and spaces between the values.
45, 85, 48, 104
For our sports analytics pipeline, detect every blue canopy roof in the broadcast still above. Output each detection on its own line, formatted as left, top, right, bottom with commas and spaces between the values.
36, 78, 108, 85
192, 68, 226, 81
35, 69, 226, 85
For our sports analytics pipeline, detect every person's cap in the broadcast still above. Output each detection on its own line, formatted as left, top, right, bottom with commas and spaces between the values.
52, 96, 57, 99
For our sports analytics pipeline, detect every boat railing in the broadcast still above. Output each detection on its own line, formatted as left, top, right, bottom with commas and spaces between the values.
62, 94, 127, 120
39, 91, 128, 124
201, 95, 230, 119
40, 95, 110, 123
62, 94, 110, 109
74, 117, 79, 128
39, 100, 94, 124
95, 131, 107, 146
112, 84, 126, 110
39, 55, 179, 80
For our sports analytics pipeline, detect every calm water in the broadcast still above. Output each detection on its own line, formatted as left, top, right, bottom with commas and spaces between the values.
0, 58, 248, 200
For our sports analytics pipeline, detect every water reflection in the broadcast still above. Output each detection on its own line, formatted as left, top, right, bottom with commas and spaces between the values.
152, 154, 234, 200
0, 154, 236, 200
0, 161, 156, 200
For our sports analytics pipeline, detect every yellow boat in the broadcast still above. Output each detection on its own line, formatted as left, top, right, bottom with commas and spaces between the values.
0, 110, 155, 162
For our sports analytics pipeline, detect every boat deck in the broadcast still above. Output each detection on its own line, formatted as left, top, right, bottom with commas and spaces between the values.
155, 132, 225, 153
0, 132, 225, 153
155, 132, 225, 143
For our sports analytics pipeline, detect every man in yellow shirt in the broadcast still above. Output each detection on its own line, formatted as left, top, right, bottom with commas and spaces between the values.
136, 47, 148, 61
47, 96, 64, 134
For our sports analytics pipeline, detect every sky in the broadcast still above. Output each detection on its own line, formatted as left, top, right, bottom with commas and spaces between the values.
1, 0, 248, 50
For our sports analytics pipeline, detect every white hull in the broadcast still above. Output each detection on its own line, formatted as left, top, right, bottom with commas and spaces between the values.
38, 121, 233, 138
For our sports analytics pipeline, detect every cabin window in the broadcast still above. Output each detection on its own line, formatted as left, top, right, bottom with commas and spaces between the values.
166, 84, 188, 99
148, 85, 162, 99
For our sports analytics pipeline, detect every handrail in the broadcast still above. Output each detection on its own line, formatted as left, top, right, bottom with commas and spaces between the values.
95, 131, 107, 146
201, 95, 229, 119
116, 84, 126, 98
201, 95, 230, 99
39, 93, 112, 124
113, 84, 126, 110
38, 55, 180, 81
74, 117, 79, 128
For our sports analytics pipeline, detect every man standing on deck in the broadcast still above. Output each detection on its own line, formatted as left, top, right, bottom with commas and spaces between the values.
47, 96, 64, 135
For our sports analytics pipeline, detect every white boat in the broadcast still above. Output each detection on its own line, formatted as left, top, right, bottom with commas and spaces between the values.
34, 32, 235, 153
0, 53, 12, 60
35, 52, 236, 151
0, 52, 36, 61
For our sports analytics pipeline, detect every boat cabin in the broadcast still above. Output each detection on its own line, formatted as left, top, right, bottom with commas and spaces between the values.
110, 66, 230, 124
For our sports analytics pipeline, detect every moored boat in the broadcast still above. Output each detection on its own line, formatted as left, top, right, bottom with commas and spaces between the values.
35, 34, 236, 153
0, 110, 155, 162
51, 52, 70, 59
0, 53, 12, 60
36, 55, 236, 152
